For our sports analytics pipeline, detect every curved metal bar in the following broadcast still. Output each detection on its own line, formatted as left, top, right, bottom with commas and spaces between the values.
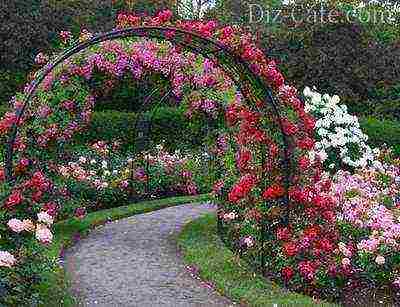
5, 26, 292, 214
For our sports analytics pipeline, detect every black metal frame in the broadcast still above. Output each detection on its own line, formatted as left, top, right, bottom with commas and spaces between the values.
4, 25, 293, 273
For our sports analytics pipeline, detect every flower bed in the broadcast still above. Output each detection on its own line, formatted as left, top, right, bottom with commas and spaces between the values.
217, 146, 400, 304
56, 142, 207, 216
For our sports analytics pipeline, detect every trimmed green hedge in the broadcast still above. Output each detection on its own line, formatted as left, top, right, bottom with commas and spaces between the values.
77, 107, 205, 151
78, 110, 137, 146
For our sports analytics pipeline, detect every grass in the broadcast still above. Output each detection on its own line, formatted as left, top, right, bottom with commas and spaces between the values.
178, 214, 337, 307
36, 194, 211, 307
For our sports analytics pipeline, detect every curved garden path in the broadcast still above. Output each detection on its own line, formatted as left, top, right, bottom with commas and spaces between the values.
64, 202, 232, 306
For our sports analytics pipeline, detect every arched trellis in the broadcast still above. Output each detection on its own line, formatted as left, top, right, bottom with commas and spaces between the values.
4, 26, 293, 225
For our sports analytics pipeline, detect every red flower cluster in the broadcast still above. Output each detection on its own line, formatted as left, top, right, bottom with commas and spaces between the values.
281, 266, 295, 282
0, 112, 18, 135
298, 260, 318, 281
262, 184, 285, 200
283, 241, 298, 257
228, 174, 257, 203
236, 149, 252, 171
4, 190, 23, 209
276, 227, 291, 241
282, 119, 299, 136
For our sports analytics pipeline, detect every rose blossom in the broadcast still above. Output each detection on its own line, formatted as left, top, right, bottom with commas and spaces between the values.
22, 219, 35, 232
243, 236, 255, 248
375, 255, 385, 265
0, 251, 16, 268
36, 224, 53, 244
5, 190, 23, 208
7, 218, 25, 233
281, 266, 295, 282
74, 207, 86, 219
393, 277, 400, 288
37, 211, 54, 226
341, 258, 351, 266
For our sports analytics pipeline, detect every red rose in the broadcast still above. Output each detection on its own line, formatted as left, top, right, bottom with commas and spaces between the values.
5, 190, 23, 208
298, 156, 310, 171
316, 238, 334, 253
281, 266, 295, 282
297, 137, 314, 150
322, 210, 336, 222
74, 207, 87, 219
276, 227, 291, 241
237, 149, 252, 170
303, 225, 320, 239
283, 242, 298, 257
31, 190, 43, 203
0, 168, 4, 181
262, 184, 285, 200
298, 260, 317, 281
43, 202, 58, 217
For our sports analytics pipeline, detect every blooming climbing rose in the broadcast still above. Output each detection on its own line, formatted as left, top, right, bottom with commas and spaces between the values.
35, 224, 53, 244
22, 219, 35, 232
7, 218, 25, 233
0, 251, 16, 267
37, 211, 54, 226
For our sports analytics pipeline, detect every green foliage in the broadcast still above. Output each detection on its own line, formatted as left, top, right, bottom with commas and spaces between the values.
76, 107, 207, 152
350, 99, 400, 121
77, 111, 137, 149
0, 70, 27, 104
360, 117, 400, 156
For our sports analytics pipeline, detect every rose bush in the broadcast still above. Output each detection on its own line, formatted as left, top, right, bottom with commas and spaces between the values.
56, 142, 206, 215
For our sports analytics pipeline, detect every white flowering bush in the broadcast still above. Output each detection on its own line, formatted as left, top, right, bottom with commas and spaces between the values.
303, 87, 379, 171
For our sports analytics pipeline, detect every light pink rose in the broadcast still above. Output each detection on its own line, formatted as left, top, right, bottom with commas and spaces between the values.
243, 236, 255, 248
36, 224, 53, 244
37, 211, 54, 226
341, 258, 351, 266
7, 218, 25, 233
375, 255, 385, 265
0, 251, 16, 267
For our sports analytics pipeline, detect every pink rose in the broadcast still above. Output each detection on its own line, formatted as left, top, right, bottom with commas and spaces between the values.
341, 258, 351, 267
37, 211, 54, 226
375, 255, 385, 265
7, 218, 25, 233
35, 225, 53, 244
0, 251, 16, 268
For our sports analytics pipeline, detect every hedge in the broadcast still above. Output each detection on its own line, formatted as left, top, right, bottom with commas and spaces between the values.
1, 105, 398, 156
360, 117, 400, 156
77, 107, 206, 151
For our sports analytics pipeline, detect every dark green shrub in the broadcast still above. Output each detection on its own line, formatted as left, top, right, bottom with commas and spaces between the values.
360, 117, 400, 156
349, 99, 400, 121
209, 1, 400, 118
77, 111, 137, 148
0, 70, 26, 104
149, 106, 206, 150
76, 108, 206, 151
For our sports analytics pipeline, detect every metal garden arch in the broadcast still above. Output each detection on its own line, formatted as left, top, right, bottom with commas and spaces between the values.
4, 26, 293, 225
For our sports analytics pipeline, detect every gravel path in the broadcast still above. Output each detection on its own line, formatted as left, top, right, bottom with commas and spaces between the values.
64, 203, 232, 307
